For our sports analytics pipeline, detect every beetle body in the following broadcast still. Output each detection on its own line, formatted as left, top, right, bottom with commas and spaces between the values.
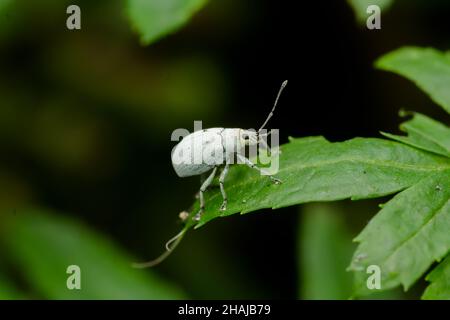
171, 80, 287, 222
172, 128, 253, 177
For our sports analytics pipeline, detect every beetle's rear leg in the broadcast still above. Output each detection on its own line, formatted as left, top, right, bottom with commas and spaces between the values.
194, 167, 218, 221
195, 173, 208, 199
219, 163, 230, 211
237, 154, 282, 184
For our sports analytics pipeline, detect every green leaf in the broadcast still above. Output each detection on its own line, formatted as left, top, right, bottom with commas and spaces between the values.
188, 136, 449, 229
126, 0, 208, 45
376, 47, 450, 114
347, 0, 393, 24
0, 209, 186, 299
349, 171, 450, 297
381, 112, 450, 158
299, 203, 355, 300
422, 255, 450, 300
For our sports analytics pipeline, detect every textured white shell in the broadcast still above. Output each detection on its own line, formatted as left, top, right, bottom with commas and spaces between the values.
171, 128, 226, 177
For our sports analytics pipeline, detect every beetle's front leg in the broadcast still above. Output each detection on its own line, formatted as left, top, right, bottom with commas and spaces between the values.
194, 167, 218, 221
237, 154, 282, 184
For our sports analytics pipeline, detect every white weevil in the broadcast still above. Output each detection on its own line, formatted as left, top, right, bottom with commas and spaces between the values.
172, 80, 287, 221
132, 80, 287, 268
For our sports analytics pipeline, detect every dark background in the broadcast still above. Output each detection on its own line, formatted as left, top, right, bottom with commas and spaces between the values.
0, 0, 449, 299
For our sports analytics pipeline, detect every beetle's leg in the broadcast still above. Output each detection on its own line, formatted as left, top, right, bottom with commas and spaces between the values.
194, 167, 218, 221
195, 173, 207, 199
219, 163, 230, 211
237, 154, 282, 184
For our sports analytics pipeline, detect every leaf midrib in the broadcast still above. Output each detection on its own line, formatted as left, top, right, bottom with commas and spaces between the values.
197, 156, 450, 212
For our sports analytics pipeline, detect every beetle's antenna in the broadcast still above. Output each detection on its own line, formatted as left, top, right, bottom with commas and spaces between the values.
132, 228, 187, 268
165, 228, 186, 251
259, 131, 272, 137
258, 80, 288, 132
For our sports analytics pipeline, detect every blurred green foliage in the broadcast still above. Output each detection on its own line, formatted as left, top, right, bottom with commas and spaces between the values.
347, 0, 393, 23
0, 209, 185, 299
298, 204, 404, 300
0, 0, 12, 11
0, 271, 24, 299
0, 0, 227, 299
127, 0, 209, 45
298, 203, 354, 299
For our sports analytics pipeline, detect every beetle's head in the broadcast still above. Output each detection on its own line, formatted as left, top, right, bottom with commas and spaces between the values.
240, 129, 258, 147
